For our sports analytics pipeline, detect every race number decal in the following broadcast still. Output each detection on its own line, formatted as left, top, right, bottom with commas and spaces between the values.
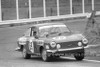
37, 40, 44, 46
29, 42, 34, 53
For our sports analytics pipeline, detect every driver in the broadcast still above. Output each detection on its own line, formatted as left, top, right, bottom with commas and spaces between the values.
33, 31, 38, 39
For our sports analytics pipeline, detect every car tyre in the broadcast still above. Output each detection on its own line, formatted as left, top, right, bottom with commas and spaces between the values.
74, 52, 84, 61
22, 48, 31, 59
54, 56, 60, 58
41, 49, 49, 62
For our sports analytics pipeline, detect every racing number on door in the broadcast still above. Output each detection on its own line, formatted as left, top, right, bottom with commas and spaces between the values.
29, 41, 34, 53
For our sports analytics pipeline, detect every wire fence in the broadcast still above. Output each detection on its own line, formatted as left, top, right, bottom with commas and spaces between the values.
0, 0, 100, 21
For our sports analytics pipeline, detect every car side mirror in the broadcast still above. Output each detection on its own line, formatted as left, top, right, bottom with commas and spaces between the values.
34, 36, 38, 39
46, 34, 49, 37
44, 32, 49, 38
22, 34, 25, 36
33, 31, 38, 39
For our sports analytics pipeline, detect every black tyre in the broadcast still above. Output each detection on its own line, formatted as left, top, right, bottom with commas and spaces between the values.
22, 48, 31, 59
41, 49, 49, 62
74, 52, 84, 61
54, 56, 60, 58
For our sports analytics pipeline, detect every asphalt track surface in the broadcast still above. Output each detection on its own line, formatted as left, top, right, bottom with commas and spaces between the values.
0, 24, 100, 67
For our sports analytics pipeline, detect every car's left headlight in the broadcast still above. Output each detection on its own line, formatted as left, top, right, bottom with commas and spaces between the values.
78, 42, 82, 46
50, 41, 56, 48
82, 38, 88, 44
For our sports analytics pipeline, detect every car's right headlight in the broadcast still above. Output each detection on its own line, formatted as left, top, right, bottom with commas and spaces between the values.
79, 34, 88, 44
50, 41, 56, 48
82, 38, 88, 44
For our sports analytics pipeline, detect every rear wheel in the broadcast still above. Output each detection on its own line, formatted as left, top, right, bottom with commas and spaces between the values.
22, 48, 31, 59
74, 52, 84, 61
41, 49, 50, 62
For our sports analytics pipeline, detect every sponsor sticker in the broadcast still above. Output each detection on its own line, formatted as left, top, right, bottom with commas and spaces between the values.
53, 36, 66, 40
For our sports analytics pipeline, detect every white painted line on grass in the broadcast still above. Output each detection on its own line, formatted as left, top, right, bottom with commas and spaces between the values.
84, 45, 100, 48
84, 59, 100, 63
61, 57, 76, 60
61, 57, 100, 63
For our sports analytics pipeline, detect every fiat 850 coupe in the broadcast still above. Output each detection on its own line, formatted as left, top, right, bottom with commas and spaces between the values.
16, 22, 88, 62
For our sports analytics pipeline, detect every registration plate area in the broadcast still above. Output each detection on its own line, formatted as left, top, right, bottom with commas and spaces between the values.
50, 53, 65, 56
47, 48, 84, 56
49, 53, 72, 56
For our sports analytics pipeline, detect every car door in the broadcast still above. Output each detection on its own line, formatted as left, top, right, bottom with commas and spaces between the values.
31, 27, 40, 53
32, 27, 45, 53
24, 27, 35, 54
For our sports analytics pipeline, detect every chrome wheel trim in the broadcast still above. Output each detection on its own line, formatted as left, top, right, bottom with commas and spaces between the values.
22, 48, 26, 58
42, 49, 47, 61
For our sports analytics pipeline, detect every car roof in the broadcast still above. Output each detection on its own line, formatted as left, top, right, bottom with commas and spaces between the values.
31, 22, 66, 28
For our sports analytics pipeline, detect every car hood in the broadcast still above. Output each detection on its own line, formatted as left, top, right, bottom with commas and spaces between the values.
45, 33, 84, 43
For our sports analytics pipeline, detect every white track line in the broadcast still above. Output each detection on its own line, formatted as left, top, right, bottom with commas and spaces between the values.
85, 45, 100, 48
84, 59, 100, 63
61, 57, 100, 63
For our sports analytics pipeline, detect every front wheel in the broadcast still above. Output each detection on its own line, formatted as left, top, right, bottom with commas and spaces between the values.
41, 49, 50, 62
22, 48, 31, 59
74, 52, 84, 61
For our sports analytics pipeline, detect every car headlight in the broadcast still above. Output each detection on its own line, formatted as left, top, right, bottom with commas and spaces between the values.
45, 45, 49, 49
50, 41, 56, 48
78, 42, 82, 46
82, 38, 88, 44
57, 44, 61, 49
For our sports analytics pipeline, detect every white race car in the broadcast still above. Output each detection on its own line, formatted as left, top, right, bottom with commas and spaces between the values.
16, 22, 88, 62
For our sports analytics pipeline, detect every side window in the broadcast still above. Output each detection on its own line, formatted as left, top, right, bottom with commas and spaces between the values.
24, 28, 31, 37
31, 27, 38, 38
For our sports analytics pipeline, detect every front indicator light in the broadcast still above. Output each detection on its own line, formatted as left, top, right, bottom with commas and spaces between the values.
57, 44, 61, 49
78, 42, 82, 46
46, 45, 49, 49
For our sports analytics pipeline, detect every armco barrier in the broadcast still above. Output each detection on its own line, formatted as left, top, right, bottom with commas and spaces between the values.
0, 12, 100, 28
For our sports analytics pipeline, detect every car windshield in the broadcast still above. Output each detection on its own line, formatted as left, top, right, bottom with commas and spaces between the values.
39, 25, 71, 38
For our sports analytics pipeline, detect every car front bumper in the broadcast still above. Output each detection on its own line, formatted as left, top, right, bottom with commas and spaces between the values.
46, 47, 84, 56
